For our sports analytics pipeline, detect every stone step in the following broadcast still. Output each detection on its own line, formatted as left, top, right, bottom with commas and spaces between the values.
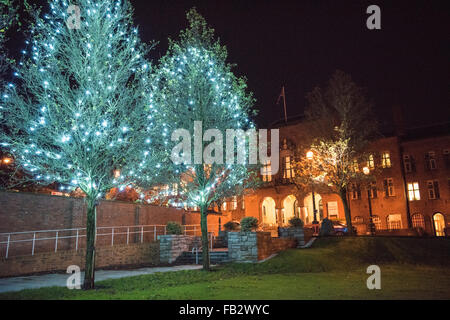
175, 251, 230, 264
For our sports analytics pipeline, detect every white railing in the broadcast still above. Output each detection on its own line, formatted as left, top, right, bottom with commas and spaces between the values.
0, 223, 220, 259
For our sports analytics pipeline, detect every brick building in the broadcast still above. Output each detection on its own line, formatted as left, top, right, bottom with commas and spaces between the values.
221, 118, 450, 237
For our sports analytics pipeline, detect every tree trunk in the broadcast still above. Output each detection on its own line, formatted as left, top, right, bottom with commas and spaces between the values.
339, 188, 355, 235
200, 204, 210, 271
83, 195, 97, 289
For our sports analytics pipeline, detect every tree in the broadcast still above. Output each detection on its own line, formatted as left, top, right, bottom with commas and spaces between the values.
140, 8, 258, 270
293, 70, 379, 233
0, 0, 161, 289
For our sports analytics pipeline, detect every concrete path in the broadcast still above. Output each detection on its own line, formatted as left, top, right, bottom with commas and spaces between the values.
299, 237, 317, 248
0, 265, 203, 293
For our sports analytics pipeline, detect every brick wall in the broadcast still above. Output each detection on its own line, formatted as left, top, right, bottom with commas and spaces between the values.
257, 232, 296, 261
0, 191, 228, 257
0, 242, 159, 278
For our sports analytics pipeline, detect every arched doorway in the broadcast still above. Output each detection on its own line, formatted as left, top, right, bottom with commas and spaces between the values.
303, 193, 322, 224
261, 197, 277, 226
282, 195, 298, 225
433, 213, 445, 237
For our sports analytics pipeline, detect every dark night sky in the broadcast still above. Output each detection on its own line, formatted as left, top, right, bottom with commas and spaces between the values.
10, 0, 450, 128
129, 0, 449, 128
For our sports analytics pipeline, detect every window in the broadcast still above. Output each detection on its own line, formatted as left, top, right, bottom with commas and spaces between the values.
242, 196, 245, 210
403, 154, 413, 173
412, 214, 425, 229
367, 154, 375, 169
425, 151, 437, 170
283, 156, 295, 179
353, 216, 364, 224
372, 215, 382, 230
161, 185, 169, 197
387, 214, 402, 230
262, 160, 272, 182
222, 201, 227, 211
383, 178, 395, 197
443, 149, 450, 168
350, 183, 361, 200
382, 152, 391, 168
427, 180, 440, 199
352, 159, 359, 172
172, 183, 178, 195
231, 196, 237, 210
368, 181, 377, 198
407, 182, 420, 201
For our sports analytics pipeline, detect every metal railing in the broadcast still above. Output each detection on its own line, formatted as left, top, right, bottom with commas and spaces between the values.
0, 223, 220, 259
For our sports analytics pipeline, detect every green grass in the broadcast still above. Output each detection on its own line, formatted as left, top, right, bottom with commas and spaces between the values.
1, 237, 450, 300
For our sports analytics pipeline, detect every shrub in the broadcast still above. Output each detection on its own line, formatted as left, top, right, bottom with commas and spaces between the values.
288, 217, 304, 228
240, 217, 258, 232
166, 221, 182, 235
224, 221, 240, 231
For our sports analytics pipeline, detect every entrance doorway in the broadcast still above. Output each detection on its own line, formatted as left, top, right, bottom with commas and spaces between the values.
433, 213, 445, 237
262, 197, 277, 226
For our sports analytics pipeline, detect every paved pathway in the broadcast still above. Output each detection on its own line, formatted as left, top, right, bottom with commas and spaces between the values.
0, 265, 203, 293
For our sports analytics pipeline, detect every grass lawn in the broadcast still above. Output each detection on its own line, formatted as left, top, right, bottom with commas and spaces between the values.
1, 237, 450, 300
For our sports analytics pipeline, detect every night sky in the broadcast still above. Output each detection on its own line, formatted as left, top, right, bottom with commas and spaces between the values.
10, 0, 450, 128
130, 0, 449, 128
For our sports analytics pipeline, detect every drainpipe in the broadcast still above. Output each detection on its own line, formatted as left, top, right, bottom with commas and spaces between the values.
398, 138, 412, 229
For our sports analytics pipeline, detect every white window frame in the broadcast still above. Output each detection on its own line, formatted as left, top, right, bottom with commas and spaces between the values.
384, 178, 395, 197
428, 151, 437, 170
407, 182, 420, 201
427, 180, 440, 199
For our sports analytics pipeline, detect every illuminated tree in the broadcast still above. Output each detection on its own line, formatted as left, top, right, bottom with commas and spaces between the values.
140, 8, 258, 270
293, 71, 379, 233
0, 0, 162, 289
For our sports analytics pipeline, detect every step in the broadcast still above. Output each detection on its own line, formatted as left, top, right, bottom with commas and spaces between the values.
175, 251, 230, 264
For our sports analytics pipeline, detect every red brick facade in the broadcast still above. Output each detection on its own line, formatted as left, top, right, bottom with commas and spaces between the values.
221, 121, 450, 237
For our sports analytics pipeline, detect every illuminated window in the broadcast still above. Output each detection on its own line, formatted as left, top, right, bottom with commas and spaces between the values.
283, 156, 295, 179
222, 201, 227, 211
383, 178, 395, 197
387, 214, 402, 230
407, 182, 420, 201
242, 196, 245, 210
367, 154, 375, 169
372, 215, 382, 230
382, 152, 391, 168
353, 216, 364, 224
172, 183, 178, 195
231, 196, 237, 210
352, 159, 359, 172
427, 180, 440, 199
262, 160, 272, 182
411, 213, 425, 229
